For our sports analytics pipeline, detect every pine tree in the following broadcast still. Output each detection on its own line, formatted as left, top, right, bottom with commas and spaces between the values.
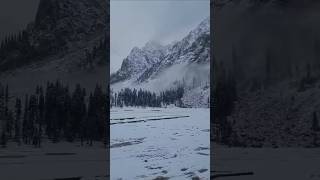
70, 84, 86, 140
15, 98, 22, 145
4, 84, 12, 138
28, 95, 39, 147
87, 93, 94, 146
38, 87, 45, 146
0, 84, 6, 147
23, 95, 29, 144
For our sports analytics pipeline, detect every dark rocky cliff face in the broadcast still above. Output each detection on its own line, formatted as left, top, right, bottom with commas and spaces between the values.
32, 0, 106, 53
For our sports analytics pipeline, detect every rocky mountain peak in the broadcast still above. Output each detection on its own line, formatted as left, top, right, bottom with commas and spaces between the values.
194, 17, 210, 35
142, 41, 165, 52
123, 41, 166, 70
130, 47, 142, 54
111, 17, 210, 85
181, 17, 209, 46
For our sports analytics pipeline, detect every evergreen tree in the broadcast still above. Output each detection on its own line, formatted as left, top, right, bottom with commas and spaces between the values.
14, 98, 22, 145
38, 87, 45, 146
0, 80, 109, 147
0, 84, 6, 146
23, 95, 29, 144
70, 84, 86, 140
28, 95, 39, 146
4, 84, 12, 138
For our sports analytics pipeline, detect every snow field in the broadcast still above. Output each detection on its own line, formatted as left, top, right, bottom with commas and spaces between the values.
110, 108, 210, 180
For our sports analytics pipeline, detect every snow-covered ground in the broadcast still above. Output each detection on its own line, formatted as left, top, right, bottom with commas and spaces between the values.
0, 141, 108, 180
213, 144, 320, 180
110, 107, 210, 180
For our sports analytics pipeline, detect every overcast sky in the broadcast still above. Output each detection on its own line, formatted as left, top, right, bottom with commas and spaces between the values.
0, 0, 39, 41
110, 0, 210, 73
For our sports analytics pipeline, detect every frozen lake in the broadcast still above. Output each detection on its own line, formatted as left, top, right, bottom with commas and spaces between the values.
110, 107, 210, 180
213, 144, 320, 180
0, 141, 108, 180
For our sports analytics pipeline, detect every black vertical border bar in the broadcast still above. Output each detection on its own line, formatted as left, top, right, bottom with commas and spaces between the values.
210, 0, 214, 179
106, 0, 111, 179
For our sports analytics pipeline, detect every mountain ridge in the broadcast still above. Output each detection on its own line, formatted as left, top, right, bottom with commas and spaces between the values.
111, 17, 210, 85
111, 17, 210, 107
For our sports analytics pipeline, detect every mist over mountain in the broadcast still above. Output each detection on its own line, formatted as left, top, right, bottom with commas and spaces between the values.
111, 17, 210, 107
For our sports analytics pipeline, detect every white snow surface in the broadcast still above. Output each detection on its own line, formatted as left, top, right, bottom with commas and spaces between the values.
110, 107, 210, 180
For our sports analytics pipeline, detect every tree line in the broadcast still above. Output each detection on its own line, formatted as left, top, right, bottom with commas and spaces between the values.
110, 86, 184, 108
0, 81, 108, 148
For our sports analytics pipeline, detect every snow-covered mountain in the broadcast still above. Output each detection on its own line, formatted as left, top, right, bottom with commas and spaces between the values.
0, 0, 107, 97
111, 17, 210, 107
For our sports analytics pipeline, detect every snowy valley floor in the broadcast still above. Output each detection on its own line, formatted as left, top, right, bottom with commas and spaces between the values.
0, 141, 108, 180
213, 144, 320, 180
110, 107, 210, 180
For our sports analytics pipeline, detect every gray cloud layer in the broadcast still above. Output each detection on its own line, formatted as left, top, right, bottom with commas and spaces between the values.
110, 0, 210, 73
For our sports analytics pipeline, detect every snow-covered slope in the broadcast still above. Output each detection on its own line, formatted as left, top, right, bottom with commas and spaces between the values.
111, 17, 210, 107
111, 41, 167, 84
